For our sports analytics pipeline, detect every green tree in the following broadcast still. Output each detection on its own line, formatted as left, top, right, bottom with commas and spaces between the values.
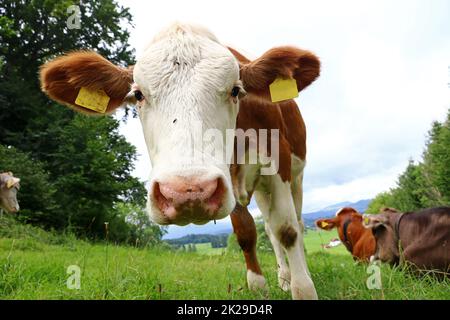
0, 145, 59, 227
391, 161, 425, 211
113, 202, 167, 247
0, 0, 147, 239
366, 191, 396, 213
368, 110, 450, 212
50, 115, 145, 237
420, 111, 450, 206
0, 0, 134, 151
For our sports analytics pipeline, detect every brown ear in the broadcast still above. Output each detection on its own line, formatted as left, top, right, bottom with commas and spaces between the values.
316, 218, 337, 231
351, 211, 363, 220
237, 46, 320, 99
40, 51, 133, 115
380, 207, 400, 214
363, 214, 389, 229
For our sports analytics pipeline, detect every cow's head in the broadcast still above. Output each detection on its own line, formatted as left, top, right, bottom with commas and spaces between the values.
0, 172, 20, 213
363, 208, 402, 265
315, 207, 364, 248
40, 23, 320, 225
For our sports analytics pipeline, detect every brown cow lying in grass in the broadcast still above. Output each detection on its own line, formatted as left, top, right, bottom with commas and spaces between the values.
316, 207, 376, 261
364, 207, 450, 276
0, 172, 20, 213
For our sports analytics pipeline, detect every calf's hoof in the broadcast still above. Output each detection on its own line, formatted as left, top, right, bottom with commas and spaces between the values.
247, 270, 267, 292
291, 279, 318, 300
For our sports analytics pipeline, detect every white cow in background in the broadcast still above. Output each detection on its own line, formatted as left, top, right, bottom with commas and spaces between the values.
0, 172, 20, 213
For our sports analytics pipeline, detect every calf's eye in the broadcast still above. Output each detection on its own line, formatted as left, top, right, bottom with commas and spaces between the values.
134, 90, 145, 102
231, 86, 240, 98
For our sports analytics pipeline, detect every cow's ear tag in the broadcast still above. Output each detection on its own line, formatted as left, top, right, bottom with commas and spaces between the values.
75, 87, 110, 113
6, 179, 15, 189
6, 177, 20, 189
269, 77, 298, 103
321, 221, 329, 228
364, 217, 370, 225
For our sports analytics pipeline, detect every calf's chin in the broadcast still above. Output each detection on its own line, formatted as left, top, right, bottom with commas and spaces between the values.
147, 194, 235, 226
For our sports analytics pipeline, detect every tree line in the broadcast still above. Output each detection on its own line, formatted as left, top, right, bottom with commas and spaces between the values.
166, 233, 228, 248
368, 110, 450, 213
0, 0, 165, 245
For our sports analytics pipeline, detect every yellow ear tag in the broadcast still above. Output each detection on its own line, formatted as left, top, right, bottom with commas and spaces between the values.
75, 87, 110, 113
321, 221, 329, 228
6, 179, 14, 189
364, 217, 370, 225
269, 77, 299, 103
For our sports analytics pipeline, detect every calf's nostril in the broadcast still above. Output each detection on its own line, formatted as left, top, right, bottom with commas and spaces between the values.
154, 177, 225, 218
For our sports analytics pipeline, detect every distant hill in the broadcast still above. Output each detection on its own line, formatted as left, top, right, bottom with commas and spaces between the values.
163, 222, 232, 240
163, 199, 372, 240
164, 233, 229, 248
302, 199, 372, 228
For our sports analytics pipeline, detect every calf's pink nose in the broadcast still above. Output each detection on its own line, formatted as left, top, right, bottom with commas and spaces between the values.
158, 178, 219, 206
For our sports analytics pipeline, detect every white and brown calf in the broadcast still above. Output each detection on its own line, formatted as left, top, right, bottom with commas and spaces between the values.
39, 23, 320, 299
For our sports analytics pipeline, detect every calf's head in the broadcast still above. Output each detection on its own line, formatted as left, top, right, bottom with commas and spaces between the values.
0, 172, 20, 213
40, 23, 320, 225
363, 208, 402, 265
315, 207, 365, 249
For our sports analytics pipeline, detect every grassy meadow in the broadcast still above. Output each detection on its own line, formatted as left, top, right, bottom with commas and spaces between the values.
0, 217, 449, 300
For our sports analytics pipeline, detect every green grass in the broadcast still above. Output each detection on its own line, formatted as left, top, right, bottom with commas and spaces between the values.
304, 229, 348, 255
194, 243, 226, 255
0, 218, 449, 300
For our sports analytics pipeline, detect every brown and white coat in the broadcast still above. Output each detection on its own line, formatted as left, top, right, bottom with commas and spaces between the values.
39, 23, 320, 299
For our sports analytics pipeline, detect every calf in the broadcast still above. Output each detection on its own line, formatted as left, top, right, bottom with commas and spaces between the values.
316, 207, 375, 261
0, 172, 20, 213
364, 207, 450, 275
39, 23, 321, 299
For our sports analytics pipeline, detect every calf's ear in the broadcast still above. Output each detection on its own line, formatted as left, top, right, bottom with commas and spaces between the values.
6, 177, 20, 189
40, 51, 133, 115
315, 218, 337, 231
363, 214, 388, 229
238, 46, 320, 99
380, 207, 400, 214
351, 212, 363, 221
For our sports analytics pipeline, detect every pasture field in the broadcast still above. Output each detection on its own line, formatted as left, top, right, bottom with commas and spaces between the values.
195, 242, 226, 255
0, 218, 449, 300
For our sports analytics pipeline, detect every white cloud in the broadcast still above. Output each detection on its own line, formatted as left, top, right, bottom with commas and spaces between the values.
303, 162, 406, 212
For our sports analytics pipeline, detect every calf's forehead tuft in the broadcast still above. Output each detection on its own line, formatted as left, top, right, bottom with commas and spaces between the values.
134, 27, 238, 97
335, 207, 357, 217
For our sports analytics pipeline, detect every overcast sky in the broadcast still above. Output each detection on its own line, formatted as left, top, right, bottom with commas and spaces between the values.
116, 0, 450, 214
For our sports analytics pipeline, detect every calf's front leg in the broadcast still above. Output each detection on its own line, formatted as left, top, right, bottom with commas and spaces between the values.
230, 204, 267, 291
266, 175, 318, 300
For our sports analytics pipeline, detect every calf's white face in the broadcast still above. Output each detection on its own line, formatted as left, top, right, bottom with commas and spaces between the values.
39, 22, 321, 227
133, 27, 240, 225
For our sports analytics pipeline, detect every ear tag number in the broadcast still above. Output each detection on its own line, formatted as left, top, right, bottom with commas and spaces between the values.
75, 87, 110, 113
269, 77, 298, 103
